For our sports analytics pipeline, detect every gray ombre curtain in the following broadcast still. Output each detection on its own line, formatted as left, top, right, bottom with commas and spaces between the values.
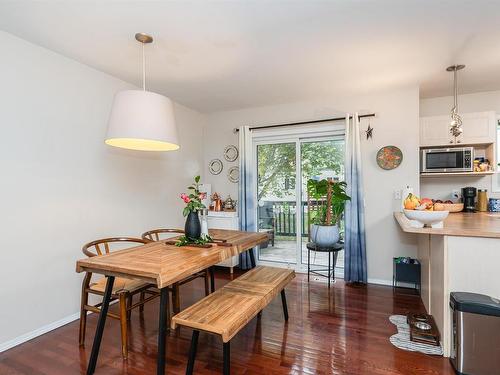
344, 113, 367, 283
238, 126, 257, 269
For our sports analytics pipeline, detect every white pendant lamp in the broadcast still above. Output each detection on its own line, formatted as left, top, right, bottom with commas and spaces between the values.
105, 33, 179, 151
447, 64, 465, 138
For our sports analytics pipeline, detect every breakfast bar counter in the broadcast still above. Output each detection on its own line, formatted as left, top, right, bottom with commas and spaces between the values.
394, 211, 500, 357
394, 211, 500, 238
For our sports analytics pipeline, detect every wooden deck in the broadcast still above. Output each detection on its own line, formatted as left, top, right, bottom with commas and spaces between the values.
0, 270, 454, 374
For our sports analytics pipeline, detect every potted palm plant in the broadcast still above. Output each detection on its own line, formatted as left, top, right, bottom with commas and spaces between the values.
307, 178, 351, 247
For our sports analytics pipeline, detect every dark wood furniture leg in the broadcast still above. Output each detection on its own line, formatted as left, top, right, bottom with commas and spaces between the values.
119, 293, 128, 358
86, 276, 115, 375
281, 289, 289, 321
249, 248, 256, 268
173, 283, 180, 314
157, 287, 169, 375
209, 267, 215, 293
223, 342, 230, 375
186, 330, 200, 375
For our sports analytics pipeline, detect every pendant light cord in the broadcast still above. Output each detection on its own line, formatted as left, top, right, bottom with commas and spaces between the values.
142, 42, 146, 91
453, 69, 458, 113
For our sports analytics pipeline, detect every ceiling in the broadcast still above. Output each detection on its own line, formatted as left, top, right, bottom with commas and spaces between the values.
1, 0, 500, 112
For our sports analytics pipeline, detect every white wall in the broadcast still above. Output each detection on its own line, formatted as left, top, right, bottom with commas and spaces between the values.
0, 31, 205, 349
203, 87, 420, 284
420, 91, 500, 199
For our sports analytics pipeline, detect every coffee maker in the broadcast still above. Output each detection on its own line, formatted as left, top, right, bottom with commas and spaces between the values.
462, 187, 477, 212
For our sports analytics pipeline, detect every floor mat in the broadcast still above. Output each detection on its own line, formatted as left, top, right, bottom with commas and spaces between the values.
389, 315, 443, 356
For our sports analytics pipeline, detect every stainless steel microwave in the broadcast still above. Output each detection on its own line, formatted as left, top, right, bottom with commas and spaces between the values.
421, 147, 474, 173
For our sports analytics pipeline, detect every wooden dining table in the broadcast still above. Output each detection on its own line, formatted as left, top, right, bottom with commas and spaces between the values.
76, 229, 268, 375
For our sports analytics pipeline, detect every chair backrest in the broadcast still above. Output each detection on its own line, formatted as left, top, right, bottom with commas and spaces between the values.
82, 237, 148, 258
141, 228, 184, 242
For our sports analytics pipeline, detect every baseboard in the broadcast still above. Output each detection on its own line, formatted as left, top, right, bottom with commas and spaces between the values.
367, 278, 393, 286
0, 300, 117, 353
0, 312, 80, 353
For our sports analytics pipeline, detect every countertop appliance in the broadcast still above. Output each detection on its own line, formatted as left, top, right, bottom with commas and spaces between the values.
421, 147, 473, 173
462, 187, 477, 212
450, 292, 500, 375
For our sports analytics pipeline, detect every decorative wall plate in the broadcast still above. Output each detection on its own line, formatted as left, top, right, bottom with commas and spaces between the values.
223, 145, 239, 162
376, 146, 403, 170
208, 159, 223, 175
228, 166, 239, 183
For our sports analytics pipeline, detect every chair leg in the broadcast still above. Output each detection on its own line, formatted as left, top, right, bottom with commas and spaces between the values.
126, 295, 132, 321
223, 342, 230, 375
119, 293, 128, 359
204, 269, 210, 296
186, 330, 200, 375
281, 289, 289, 321
79, 302, 88, 346
173, 283, 181, 315
139, 291, 145, 313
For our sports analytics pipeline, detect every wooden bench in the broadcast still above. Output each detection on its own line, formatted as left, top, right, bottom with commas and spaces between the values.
171, 266, 295, 375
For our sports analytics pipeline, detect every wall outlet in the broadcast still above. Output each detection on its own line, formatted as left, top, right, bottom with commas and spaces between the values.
452, 189, 461, 199
394, 190, 402, 200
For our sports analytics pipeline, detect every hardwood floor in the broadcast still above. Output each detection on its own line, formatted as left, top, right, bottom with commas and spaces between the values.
0, 269, 454, 374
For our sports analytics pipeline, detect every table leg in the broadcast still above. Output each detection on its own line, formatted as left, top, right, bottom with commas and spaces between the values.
157, 287, 169, 375
281, 289, 289, 321
223, 342, 230, 375
209, 267, 215, 293
249, 248, 256, 268
86, 276, 115, 375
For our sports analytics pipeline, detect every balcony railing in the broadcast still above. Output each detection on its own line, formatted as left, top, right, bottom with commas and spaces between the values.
258, 200, 309, 237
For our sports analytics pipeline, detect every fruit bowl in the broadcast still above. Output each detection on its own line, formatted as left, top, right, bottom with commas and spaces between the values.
434, 202, 463, 213
403, 209, 449, 228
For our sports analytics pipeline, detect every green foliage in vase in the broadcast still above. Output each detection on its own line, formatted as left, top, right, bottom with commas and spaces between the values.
307, 179, 351, 226
180, 175, 206, 217
175, 234, 213, 247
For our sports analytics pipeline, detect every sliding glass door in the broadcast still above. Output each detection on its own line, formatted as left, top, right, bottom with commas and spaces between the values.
254, 133, 345, 271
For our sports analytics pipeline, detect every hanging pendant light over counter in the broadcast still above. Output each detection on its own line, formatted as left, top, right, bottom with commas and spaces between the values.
105, 33, 179, 152
447, 64, 465, 139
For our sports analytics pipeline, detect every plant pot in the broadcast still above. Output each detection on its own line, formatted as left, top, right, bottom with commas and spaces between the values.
310, 224, 340, 247
185, 211, 201, 240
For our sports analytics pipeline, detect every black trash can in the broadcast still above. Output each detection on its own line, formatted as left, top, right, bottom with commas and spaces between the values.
450, 292, 500, 375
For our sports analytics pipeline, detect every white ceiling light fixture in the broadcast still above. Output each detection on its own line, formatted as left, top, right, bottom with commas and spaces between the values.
105, 33, 179, 151
447, 64, 465, 138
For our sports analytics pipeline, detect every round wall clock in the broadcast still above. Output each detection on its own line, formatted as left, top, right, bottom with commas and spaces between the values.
228, 166, 239, 183
376, 146, 403, 170
223, 145, 239, 162
208, 159, 223, 175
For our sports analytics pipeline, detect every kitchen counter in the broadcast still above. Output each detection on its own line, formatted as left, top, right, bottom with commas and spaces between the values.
394, 211, 500, 238
394, 210, 500, 358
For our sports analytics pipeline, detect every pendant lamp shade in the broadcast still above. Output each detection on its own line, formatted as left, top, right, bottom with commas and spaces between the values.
105, 90, 179, 151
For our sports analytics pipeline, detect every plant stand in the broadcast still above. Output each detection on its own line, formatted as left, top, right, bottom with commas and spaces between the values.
306, 242, 344, 288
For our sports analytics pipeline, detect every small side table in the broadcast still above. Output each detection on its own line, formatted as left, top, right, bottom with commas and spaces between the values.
393, 257, 421, 293
306, 242, 344, 288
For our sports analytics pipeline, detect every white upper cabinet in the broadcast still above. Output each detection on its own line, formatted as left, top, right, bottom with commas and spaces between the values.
420, 111, 496, 147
